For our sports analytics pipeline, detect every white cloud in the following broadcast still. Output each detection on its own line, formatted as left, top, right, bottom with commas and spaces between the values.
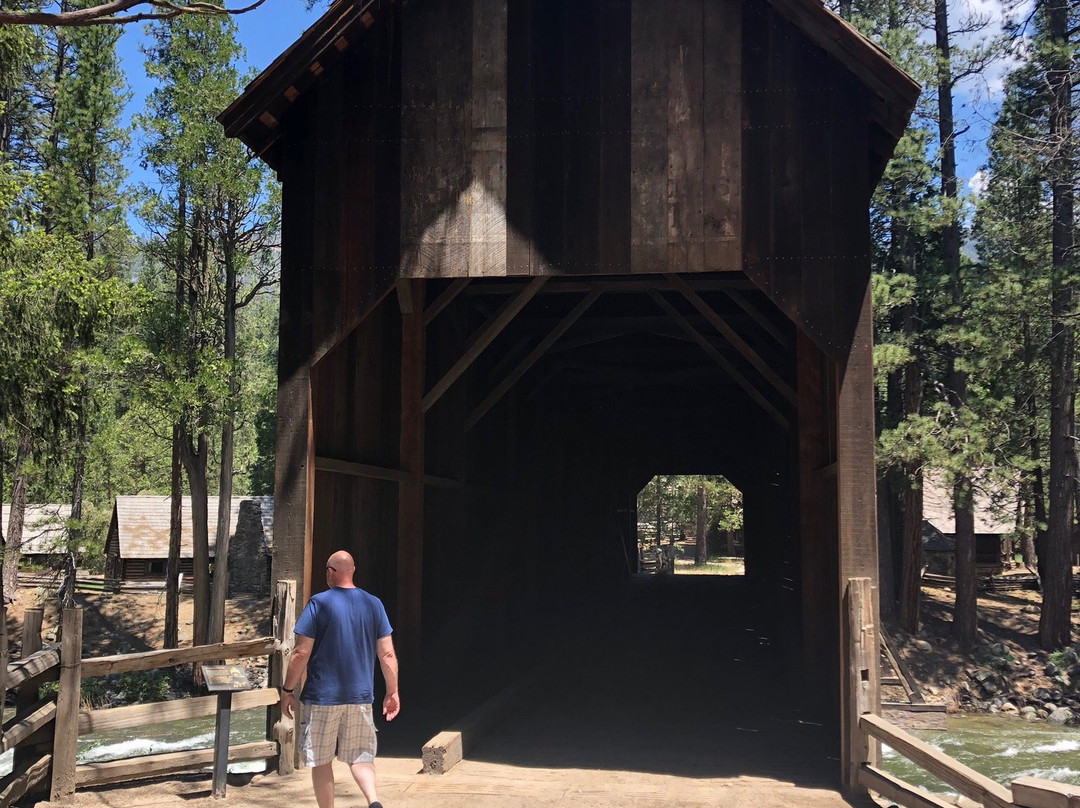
968, 169, 990, 197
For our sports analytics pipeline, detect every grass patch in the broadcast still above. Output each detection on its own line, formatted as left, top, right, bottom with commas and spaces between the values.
673, 558, 745, 576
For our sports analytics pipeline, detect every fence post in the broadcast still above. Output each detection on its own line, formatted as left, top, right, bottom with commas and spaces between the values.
267, 580, 296, 775
50, 608, 82, 803
844, 577, 878, 794
14, 608, 45, 775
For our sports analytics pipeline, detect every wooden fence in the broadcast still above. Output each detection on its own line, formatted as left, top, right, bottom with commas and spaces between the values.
0, 580, 297, 806
16, 572, 194, 594
846, 577, 1080, 808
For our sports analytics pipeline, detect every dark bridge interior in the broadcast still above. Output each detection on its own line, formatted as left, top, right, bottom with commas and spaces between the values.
307, 274, 842, 778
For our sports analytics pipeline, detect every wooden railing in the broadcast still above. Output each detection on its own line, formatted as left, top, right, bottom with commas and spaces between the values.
845, 577, 1080, 808
0, 579, 297, 806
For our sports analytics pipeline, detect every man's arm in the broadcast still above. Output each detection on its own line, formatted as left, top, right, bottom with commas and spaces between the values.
377, 634, 400, 721
280, 634, 313, 719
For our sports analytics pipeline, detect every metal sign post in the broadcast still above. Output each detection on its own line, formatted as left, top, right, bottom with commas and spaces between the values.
203, 664, 252, 799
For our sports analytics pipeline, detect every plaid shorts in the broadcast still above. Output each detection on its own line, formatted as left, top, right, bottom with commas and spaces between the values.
299, 702, 378, 767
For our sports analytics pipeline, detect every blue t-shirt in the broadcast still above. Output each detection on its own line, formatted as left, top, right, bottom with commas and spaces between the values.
294, 587, 393, 705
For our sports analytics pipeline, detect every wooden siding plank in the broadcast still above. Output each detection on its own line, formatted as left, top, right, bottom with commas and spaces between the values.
506, 0, 535, 275
273, 92, 317, 606
397, 279, 426, 666
598, 0, 631, 275
629, 0, 668, 273
665, 0, 704, 273
703, 0, 742, 271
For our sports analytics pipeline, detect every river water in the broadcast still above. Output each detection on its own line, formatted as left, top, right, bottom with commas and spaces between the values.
0, 706, 269, 777
881, 714, 1080, 794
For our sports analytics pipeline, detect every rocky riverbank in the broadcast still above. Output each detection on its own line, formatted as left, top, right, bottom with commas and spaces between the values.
885, 582, 1080, 727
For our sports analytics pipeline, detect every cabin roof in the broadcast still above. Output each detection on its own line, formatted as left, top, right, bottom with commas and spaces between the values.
921, 470, 1014, 537
111, 495, 274, 559
219, 0, 919, 173
1, 504, 73, 555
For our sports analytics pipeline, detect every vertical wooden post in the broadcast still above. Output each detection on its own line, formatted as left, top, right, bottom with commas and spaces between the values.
267, 580, 297, 775
0, 604, 8, 719
21, 608, 43, 659
837, 286, 880, 791
844, 577, 878, 793
50, 608, 82, 803
397, 279, 425, 669
14, 607, 44, 773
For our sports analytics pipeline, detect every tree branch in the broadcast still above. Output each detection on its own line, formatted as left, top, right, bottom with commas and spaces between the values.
0, 0, 269, 27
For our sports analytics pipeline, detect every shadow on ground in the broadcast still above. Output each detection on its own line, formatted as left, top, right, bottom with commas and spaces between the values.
382, 576, 843, 791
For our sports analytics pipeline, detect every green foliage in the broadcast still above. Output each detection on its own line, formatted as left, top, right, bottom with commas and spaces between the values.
637, 475, 742, 545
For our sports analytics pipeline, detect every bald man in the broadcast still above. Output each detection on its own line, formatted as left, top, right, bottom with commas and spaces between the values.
281, 550, 399, 808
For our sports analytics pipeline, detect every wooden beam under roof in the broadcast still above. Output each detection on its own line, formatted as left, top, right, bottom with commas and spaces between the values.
647, 290, 789, 430
668, 274, 797, 405
465, 288, 604, 431
422, 277, 547, 413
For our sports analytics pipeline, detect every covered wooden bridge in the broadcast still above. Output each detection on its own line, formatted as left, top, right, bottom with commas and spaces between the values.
221, 0, 919, 795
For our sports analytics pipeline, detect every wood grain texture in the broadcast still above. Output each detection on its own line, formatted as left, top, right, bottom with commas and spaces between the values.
74, 742, 277, 788
80, 638, 275, 678
50, 608, 82, 802
860, 714, 1012, 808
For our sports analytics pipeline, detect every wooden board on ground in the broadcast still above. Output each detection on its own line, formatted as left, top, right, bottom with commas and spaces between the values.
881, 705, 948, 731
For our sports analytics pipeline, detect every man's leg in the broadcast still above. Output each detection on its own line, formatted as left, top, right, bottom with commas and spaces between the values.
311, 763, 336, 808
348, 761, 379, 806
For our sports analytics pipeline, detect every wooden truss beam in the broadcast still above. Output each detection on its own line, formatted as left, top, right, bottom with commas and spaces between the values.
314, 455, 462, 490
465, 289, 604, 431
726, 289, 787, 347
668, 274, 797, 405
464, 277, 754, 295
423, 278, 470, 326
647, 290, 789, 430
422, 277, 547, 413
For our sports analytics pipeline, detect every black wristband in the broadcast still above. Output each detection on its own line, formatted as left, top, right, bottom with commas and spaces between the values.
282, 687, 294, 693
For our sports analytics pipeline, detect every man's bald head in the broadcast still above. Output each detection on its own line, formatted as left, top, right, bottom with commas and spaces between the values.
325, 550, 356, 588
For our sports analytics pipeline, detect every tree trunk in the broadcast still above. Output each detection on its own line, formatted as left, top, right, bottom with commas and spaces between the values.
63, 387, 89, 611
0, 436, 6, 606
726, 530, 736, 557
953, 479, 978, 646
694, 482, 707, 565
935, 0, 977, 648
4, 434, 31, 597
165, 425, 182, 649
1040, 0, 1075, 649
208, 245, 238, 646
180, 428, 211, 648
899, 467, 924, 632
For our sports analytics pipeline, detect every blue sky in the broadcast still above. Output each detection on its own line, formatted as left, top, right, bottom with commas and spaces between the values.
115, 0, 322, 193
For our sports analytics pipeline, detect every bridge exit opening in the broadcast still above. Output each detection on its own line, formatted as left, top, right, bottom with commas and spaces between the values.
636, 475, 744, 576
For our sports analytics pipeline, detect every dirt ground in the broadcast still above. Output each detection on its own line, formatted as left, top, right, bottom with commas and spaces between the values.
3, 585, 270, 659
884, 580, 1080, 713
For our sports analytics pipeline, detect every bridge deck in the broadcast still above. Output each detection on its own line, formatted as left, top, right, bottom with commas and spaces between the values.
55, 576, 875, 807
